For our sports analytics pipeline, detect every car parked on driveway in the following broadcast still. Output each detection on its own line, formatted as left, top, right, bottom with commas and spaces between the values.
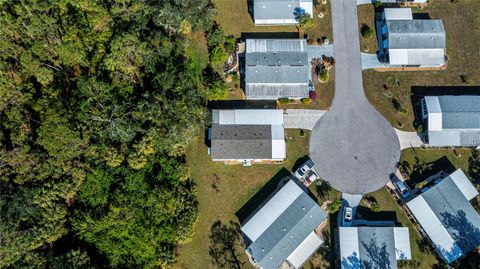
393, 179, 410, 199
344, 206, 353, 223
293, 159, 319, 186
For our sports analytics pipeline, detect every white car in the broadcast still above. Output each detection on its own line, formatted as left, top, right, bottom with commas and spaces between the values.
344, 206, 353, 222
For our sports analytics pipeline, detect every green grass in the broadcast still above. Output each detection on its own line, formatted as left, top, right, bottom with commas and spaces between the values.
176, 129, 311, 269
358, 4, 377, 53
362, 0, 480, 131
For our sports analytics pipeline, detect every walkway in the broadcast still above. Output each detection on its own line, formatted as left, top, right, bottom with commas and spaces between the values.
283, 109, 327, 130
309, 0, 400, 195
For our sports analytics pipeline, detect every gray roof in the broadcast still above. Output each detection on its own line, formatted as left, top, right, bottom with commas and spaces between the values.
358, 227, 398, 269
246, 181, 327, 269
253, 0, 310, 22
409, 175, 480, 263
437, 96, 480, 129
245, 39, 310, 99
211, 125, 271, 159
387, 20, 445, 49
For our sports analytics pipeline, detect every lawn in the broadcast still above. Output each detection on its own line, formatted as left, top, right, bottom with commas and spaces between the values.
357, 4, 377, 53
361, 0, 480, 131
175, 129, 312, 269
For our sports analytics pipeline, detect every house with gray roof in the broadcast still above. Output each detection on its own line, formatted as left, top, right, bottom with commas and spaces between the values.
245, 39, 311, 100
253, 0, 313, 25
422, 95, 480, 147
210, 109, 285, 164
406, 169, 480, 264
378, 8, 446, 67
339, 226, 411, 269
241, 178, 327, 269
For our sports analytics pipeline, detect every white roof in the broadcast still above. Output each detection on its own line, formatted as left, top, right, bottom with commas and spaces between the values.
384, 8, 413, 21
339, 227, 360, 262
241, 180, 303, 241
406, 196, 457, 255
388, 48, 445, 66
393, 227, 412, 260
271, 125, 286, 159
449, 169, 479, 201
287, 231, 324, 268
212, 109, 284, 125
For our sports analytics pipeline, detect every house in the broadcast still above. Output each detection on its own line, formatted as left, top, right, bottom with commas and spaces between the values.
421, 95, 480, 147
252, 0, 313, 25
377, 8, 446, 67
406, 169, 480, 264
245, 39, 311, 100
241, 178, 328, 269
209, 109, 286, 164
339, 226, 411, 269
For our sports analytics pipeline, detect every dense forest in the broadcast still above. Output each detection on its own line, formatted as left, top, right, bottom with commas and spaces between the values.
0, 0, 230, 267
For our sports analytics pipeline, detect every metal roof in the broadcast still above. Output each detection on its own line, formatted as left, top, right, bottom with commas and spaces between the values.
339, 227, 410, 269
210, 125, 272, 160
243, 179, 327, 269
246, 83, 309, 99
253, 0, 312, 23
384, 8, 413, 21
286, 231, 324, 268
212, 109, 284, 125
386, 20, 446, 49
425, 96, 480, 146
406, 169, 480, 264
245, 39, 310, 99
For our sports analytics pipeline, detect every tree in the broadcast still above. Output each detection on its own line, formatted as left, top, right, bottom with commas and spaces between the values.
361, 24, 375, 38
299, 13, 314, 28
207, 81, 228, 100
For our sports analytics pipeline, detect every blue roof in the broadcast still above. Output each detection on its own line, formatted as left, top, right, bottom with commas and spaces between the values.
418, 176, 480, 263
245, 179, 327, 269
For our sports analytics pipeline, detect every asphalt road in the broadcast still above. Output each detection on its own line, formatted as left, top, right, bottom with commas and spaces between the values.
309, 0, 400, 194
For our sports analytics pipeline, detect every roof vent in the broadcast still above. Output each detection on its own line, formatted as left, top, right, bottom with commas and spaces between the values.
290, 235, 293, 239
302, 206, 305, 211
262, 248, 265, 252
283, 227, 286, 231
278, 60, 281, 63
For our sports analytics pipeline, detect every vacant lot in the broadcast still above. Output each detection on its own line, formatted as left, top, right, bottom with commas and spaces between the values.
362, 0, 480, 131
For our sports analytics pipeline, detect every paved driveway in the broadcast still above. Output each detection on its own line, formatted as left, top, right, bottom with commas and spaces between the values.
395, 129, 424, 150
283, 109, 327, 130
309, 0, 400, 195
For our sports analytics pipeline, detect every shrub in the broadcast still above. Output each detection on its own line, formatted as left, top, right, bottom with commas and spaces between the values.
318, 69, 329, 82
328, 199, 342, 213
309, 91, 318, 100
210, 45, 228, 65
361, 24, 374, 38
301, 98, 312, 105
207, 81, 228, 100
375, 0, 382, 7
278, 98, 290, 104
416, 123, 424, 133
299, 13, 314, 28
300, 129, 305, 137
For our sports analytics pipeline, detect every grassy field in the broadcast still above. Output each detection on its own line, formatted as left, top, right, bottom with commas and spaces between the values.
357, 4, 377, 53
361, 0, 480, 131
176, 129, 311, 269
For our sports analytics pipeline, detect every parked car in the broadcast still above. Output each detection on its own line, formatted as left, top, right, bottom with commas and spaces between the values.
293, 159, 319, 186
344, 206, 353, 223
393, 179, 410, 198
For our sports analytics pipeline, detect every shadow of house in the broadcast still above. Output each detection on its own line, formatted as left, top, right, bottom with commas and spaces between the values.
354, 206, 397, 223
207, 100, 278, 110
406, 155, 455, 187
240, 32, 300, 40
412, 13, 431, 20
235, 168, 293, 226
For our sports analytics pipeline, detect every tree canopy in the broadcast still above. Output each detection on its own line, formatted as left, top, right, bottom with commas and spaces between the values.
0, 0, 220, 267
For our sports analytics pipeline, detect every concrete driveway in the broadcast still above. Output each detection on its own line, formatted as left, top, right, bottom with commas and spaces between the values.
395, 129, 424, 150
309, 0, 400, 195
283, 109, 327, 130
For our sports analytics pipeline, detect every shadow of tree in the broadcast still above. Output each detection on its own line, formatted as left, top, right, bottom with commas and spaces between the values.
316, 180, 333, 200
361, 239, 392, 269
340, 252, 361, 269
208, 220, 244, 269
468, 149, 480, 182
435, 209, 480, 263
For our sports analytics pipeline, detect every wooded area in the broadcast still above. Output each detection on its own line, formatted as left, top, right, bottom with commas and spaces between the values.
0, 0, 227, 267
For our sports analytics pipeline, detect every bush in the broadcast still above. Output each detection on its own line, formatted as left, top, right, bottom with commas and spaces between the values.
210, 45, 228, 65
361, 24, 374, 38
318, 69, 329, 82
278, 98, 290, 104
300, 129, 305, 137
375, 0, 382, 7
416, 123, 424, 133
207, 81, 228, 100
309, 91, 318, 100
301, 98, 312, 105
328, 199, 342, 213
